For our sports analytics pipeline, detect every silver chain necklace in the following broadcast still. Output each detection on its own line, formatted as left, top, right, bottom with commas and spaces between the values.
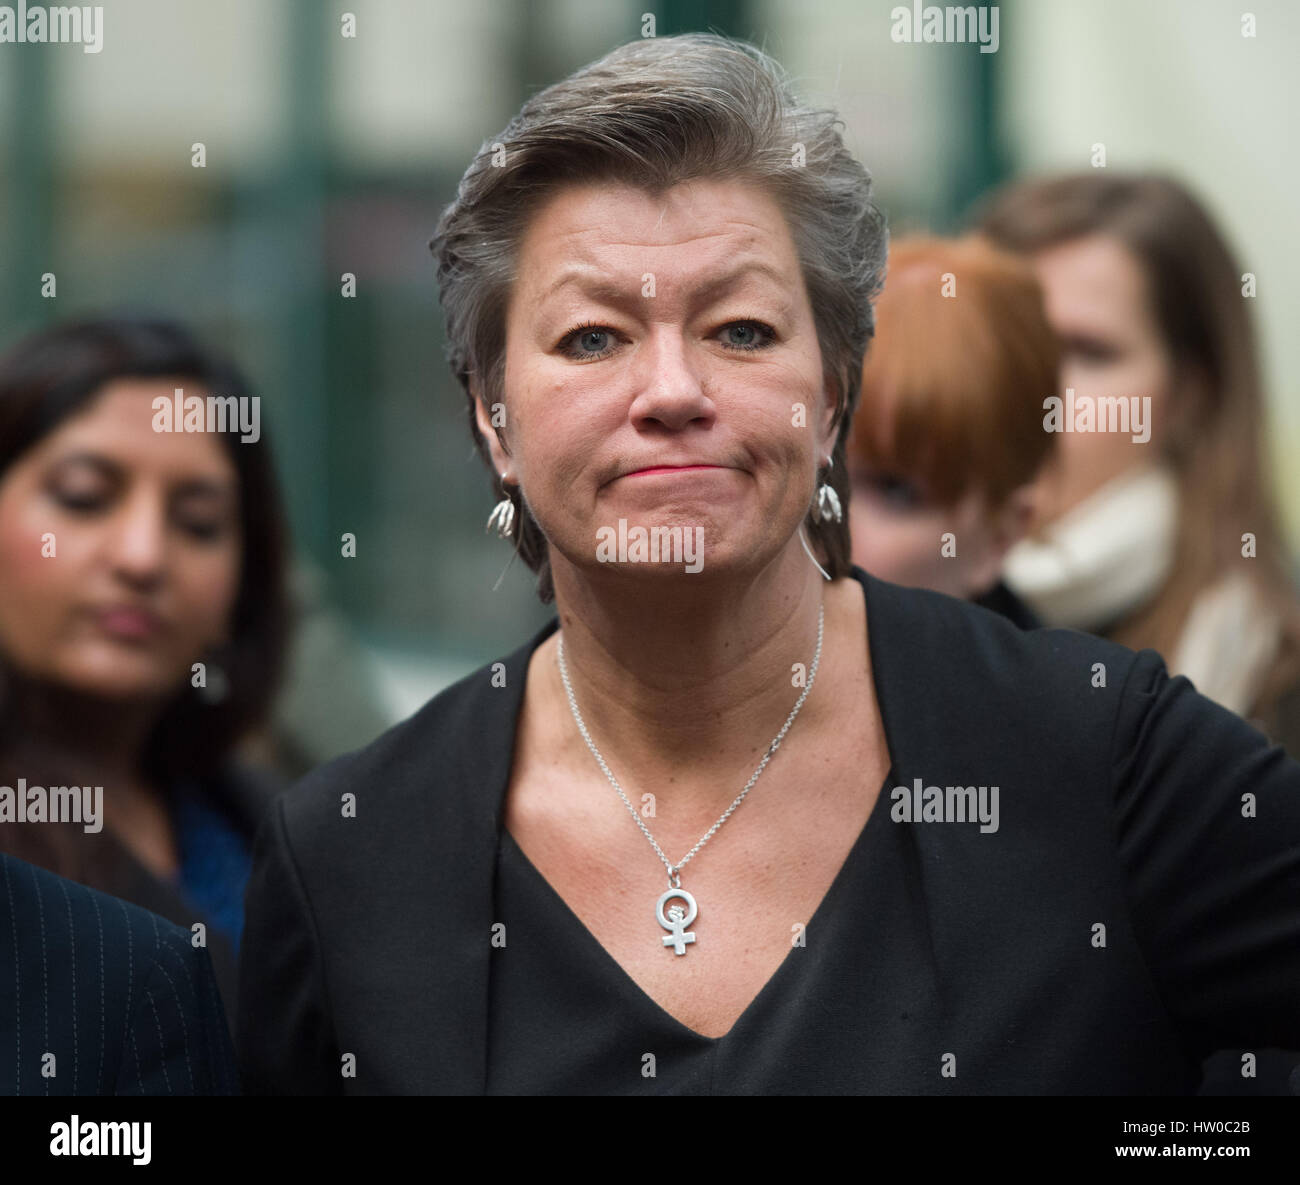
555, 600, 825, 956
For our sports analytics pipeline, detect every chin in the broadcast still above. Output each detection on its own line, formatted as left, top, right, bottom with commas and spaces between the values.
56, 661, 184, 704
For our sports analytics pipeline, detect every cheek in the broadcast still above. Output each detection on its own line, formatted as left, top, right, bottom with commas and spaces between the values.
1053, 430, 1119, 474
731, 375, 819, 478
1134, 352, 1178, 429
517, 427, 603, 530
0, 492, 88, 667
1065, 347, 1167, 403
507, 373, 599, 492
752, 352, 825, 435
849, 499, 946, 585
169, 542, 242, 647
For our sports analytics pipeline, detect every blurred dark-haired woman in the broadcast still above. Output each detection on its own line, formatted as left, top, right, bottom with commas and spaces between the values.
0, 316, 291, 1016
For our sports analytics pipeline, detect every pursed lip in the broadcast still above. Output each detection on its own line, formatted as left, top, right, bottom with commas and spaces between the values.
621, 464, 728, 478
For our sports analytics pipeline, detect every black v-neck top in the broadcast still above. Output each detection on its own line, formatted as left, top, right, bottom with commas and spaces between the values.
238, 568, 1300, 1095
486, 771, 895, 1094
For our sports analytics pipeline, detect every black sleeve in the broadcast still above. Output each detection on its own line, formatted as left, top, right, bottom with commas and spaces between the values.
116, 928, 239, 1096
237, 795, 340, 1095
1110, 647, 1300, 1057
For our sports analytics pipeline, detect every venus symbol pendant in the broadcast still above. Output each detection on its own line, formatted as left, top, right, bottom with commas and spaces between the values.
656, 887, 698, 955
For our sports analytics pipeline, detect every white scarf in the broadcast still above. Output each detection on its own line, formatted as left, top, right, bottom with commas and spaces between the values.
1170, 572, 1281, 718
1003, 464, 1280, 716
1003, 464, 1179, 633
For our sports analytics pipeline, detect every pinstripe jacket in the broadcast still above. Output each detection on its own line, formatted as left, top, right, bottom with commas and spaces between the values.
0, 851, 238, 1095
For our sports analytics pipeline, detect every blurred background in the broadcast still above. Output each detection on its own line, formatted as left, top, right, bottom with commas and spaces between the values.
1, 0, 1296, 748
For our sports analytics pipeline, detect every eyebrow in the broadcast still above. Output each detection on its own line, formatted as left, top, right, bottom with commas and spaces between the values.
52, 452, 236, 498
539, 259, 796, 310
52, 452, 117, 476
172, 479, 236, 502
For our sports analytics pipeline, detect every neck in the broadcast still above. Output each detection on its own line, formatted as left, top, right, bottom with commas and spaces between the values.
547, 539, 836, 825
4, 673, 160, 791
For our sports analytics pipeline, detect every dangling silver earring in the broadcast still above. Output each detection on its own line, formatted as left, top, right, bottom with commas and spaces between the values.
803, 454, 836, 581
814, 458, 843, 524
486, 497, 515, 538
487, 473, 526, 592
486, 473, 515, 538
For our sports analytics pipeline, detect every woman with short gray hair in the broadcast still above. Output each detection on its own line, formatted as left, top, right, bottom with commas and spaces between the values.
238, 33, 1300, 1095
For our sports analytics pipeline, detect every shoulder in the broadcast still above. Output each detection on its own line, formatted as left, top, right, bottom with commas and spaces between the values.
2, 848, 192, 957
263, 621, 552, 876
2, 851, 222, 1000
859, 572, 1218, 811
866, 571, 1300, 810
863, 571, 1145, 715
1, 852, 236, 1094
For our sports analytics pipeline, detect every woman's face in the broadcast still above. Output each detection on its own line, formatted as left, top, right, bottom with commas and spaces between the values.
479, 178, 837, 588
1028, 232, 1178, 524
848, 464, 1028, 599
0, 378, 242, 702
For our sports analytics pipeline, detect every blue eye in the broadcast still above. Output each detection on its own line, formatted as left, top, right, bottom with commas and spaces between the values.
560, 323, 616, 360
721, 321, 775, 351
577, 329, 609, 354
560, 319, 777, 360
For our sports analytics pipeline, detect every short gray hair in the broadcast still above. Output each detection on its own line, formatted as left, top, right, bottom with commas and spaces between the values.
430, 32, 887, 602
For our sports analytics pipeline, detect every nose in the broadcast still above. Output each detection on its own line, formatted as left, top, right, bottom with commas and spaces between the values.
104, 489, 168, 590
627, 326, 715, 432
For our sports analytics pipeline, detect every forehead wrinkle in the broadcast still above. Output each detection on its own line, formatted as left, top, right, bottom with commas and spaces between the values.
536, 194, 775, 254
539, 256, 799, 315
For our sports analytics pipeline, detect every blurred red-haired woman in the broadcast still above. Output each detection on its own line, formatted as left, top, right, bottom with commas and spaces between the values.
847, 234, 1059, 627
